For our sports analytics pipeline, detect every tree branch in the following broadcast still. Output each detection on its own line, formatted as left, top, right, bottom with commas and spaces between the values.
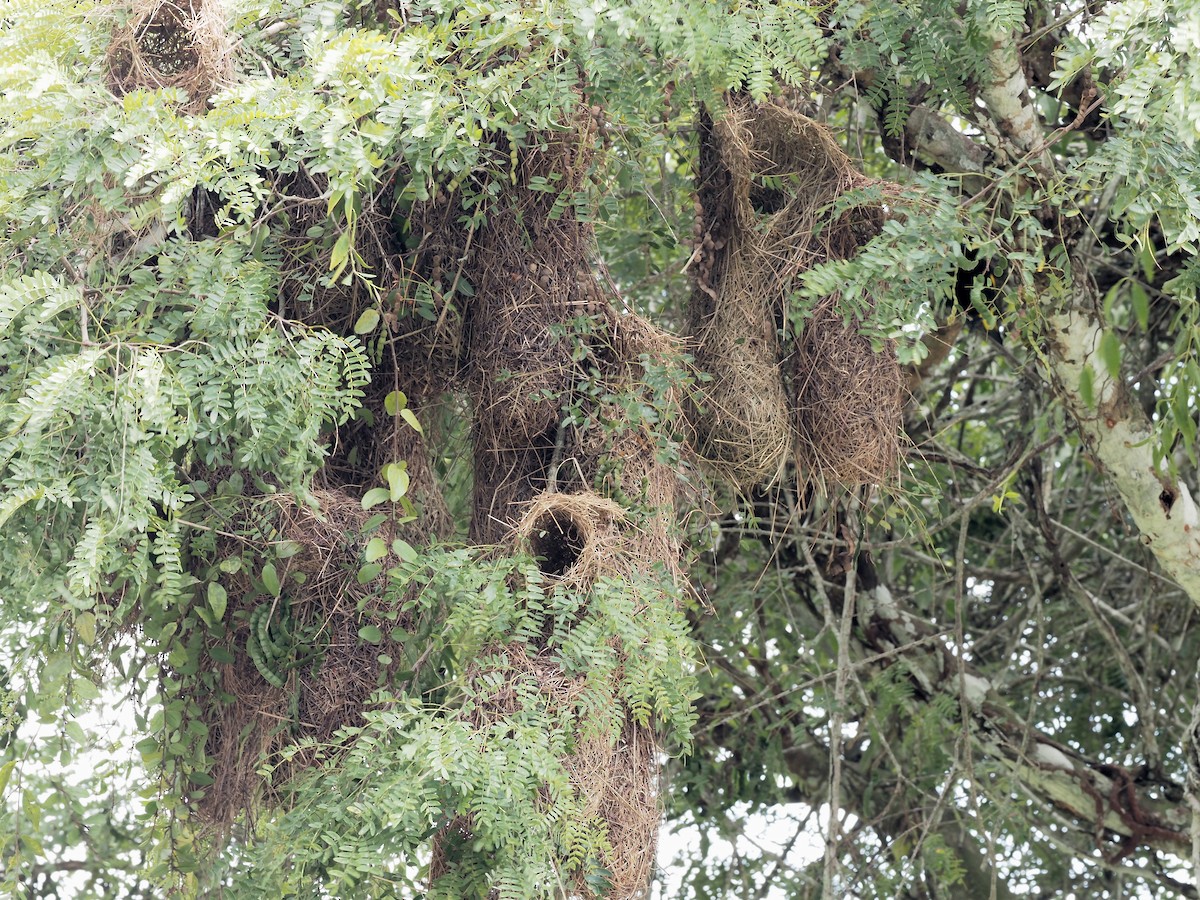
904, 105, 989, 177
977, 27, 1047, 165
1040, 277, 1200, 608
858, 578, 1191, 856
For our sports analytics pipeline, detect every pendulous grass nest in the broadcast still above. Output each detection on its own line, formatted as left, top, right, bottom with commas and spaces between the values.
430, 490, 674, 899
189, 488, 415, 827
105, 0, 232, 114
687, 93, 904, 490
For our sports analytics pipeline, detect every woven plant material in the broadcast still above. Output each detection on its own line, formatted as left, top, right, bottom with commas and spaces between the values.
430, 658, 659, 900
791, 300, 904, 486
462, 109, 683, 545
105, 0, 232, 114
320, 376, 454, 544
466, 119, 602, 446
687, 94, 903, 489
424, 104, 682, 895
468, 304, 682, 540
462, 117, 606, 543
271, 167, 460, 537
276, 167, 463, 392
514, 491, 673, 898
431, 492, 672, 899
192, 488, 413, 826
565, 310, 684, 571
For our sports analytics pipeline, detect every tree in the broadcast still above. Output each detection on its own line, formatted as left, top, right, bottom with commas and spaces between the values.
2, 0, 1200, 896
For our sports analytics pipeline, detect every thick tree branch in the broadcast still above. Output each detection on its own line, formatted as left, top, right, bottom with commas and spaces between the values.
1041, 278, 1200, 608
698, 511, 1192, 889
903, 105, 989, 178
977, 28, 1047, 164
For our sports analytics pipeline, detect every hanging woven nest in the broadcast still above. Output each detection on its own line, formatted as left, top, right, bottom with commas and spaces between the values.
188, 488, 415, 827
106, 0, 232, 113
430, 491, 671, 899
790, 298, 904, 487
687, 94, 904, 490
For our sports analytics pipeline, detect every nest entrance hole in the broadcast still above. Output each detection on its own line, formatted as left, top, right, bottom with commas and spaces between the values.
133, 2, 198, 75
529, 508, 586, 575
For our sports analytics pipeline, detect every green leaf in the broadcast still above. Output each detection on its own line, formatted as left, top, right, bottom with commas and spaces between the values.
136, 737, 159, 756
392, 539, 419, 563
1130, 282, 1149, 330
1139, 246, 1156, 281
218, 556, 243, 574
208, 583, 228, 622
1102, 282, 1119, 318
21, 832, 44, 857
358, 625, 383, 644
1098, 330, 1122, 381
384, 390, 408, 416
276, 541, 303, 559
1173, 391, 1198, 445
362, 487, 391, 509
353, 307, 380, 334
65, 719, 86, 744
0, 760, 15, 796
400, 407, 423, 434
261, 564, 281, 598
75, 611, 96, 646
74, 678, 100, 701
1079, 364, 1096, 408
364, 537, 388, 563
41, 652, 70, 696
385, 463, 410, 502
357, 563, 382, 584
0, 485, 43, 529
210, 646, 235, 665
331, 231, 352, 273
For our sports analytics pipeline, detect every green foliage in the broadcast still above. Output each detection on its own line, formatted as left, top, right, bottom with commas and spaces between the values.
203, 547, 696, 897
832, 0, 994, 132
793, 178, 960, 361
4, 0, 1200, 896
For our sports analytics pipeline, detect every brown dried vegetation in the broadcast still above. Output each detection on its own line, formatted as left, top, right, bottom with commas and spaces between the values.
688, 94, 903, 489
142, 40, 901, 885
431, 492, 670, 899
193, 489, 411, 826
105, 0, 232, 114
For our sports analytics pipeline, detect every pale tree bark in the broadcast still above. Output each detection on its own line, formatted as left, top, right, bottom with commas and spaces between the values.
977, 29, 1045, 161
1041, 282, 1200, 609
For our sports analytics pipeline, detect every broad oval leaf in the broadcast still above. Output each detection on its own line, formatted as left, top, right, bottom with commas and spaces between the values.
353, 307, 380, 335
208, 583, 228, 622
261, 563, 281, 598
384, 390, 408, 416
362, 487, 391, 509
